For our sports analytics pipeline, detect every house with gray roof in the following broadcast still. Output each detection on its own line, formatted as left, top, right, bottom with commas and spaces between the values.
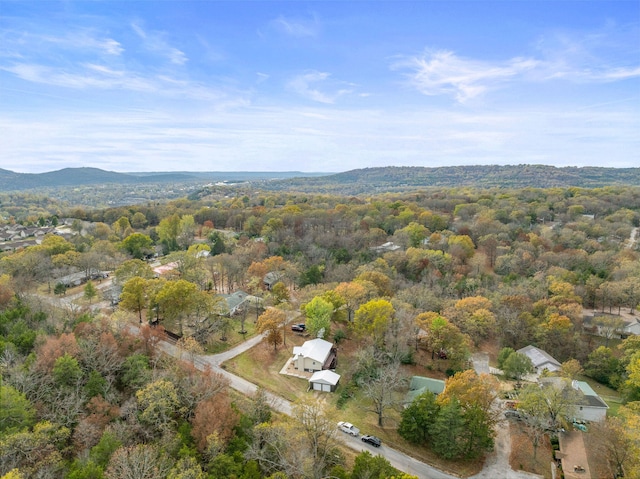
517, 345, 561, 375
220, 290, 251, 316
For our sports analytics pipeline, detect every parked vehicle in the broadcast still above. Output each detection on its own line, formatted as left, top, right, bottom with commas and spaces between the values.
573, 421, 587, 432
361, 435, 381, 447
337, 421, 359, 436
291, 323, 306, 332
504, 410, 523, 420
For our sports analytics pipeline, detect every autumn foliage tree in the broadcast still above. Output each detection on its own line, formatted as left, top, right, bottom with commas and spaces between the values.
191, 391, 239, 453
257, 308, 286, 351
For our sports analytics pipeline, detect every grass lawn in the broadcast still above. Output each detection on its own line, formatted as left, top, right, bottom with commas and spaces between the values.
205, 318, 259, 354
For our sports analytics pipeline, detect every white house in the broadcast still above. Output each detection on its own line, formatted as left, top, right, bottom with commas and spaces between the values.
571, 380, 609, 422
623, 318, 640, 337
370, 241, 401, 253
292, 338, 337, 373
517, 345, 561, 375
309, 370, 341, 392
539, 377, 609, 422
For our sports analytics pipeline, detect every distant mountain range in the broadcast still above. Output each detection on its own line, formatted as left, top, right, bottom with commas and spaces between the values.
0, 167, 326, 191
1, 165, 638, 194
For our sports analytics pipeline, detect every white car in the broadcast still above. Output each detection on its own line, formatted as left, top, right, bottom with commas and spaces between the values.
337, 421, 360, 436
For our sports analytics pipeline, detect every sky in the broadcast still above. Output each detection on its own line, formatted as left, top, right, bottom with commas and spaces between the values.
1, 1, 639, 174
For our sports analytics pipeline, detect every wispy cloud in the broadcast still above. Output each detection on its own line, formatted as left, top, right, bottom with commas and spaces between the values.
270, 14, 319, 37
0, 29, 123, 59
287, 71, 353, 104
131, 22, 187, 65
393, 50, 539, 103
395, 22, 640, 103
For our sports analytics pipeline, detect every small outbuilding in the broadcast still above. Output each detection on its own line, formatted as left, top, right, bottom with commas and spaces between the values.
309, 370, 341, 392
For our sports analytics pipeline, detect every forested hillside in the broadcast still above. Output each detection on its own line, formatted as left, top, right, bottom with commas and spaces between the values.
1, 183, 639, 478
261, 165, 640, 194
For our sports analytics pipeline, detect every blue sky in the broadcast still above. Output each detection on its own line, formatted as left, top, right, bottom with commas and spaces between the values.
1, 1, 638, 173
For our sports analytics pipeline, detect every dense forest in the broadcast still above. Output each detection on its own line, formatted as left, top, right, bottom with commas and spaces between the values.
1, 180, 640, 479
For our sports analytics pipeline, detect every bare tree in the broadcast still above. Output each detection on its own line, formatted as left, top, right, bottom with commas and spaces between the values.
292, 396, 343, 479
360, 360, 406, 426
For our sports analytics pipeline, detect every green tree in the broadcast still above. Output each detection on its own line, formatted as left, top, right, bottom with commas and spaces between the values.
120, 233, 153, 260
52, 353, 83, 387
0, 385, 36, 435
398, 391, 439, 444
177, 215, 197, 249
584, 346, 621, 387
334, 282, 367, 322
0, 421, 70, 477
90, 431, 122, 468
136, 379, 181, 434
502, 352, 534, 385
431, 398, 466, 459
353, 299, 395, 348
53, 282, 67, 296
67, 460, 105, 479
120, 277, 149, 324
155, 279, 199, 335
300, 265, 323, 287
350, 451, 398, 479
208, 231, 226, 255
271, 282, 290, 306
130, 212, 148, 229
497, 347, 515, 369
157, 214, 181, 252
518, 378, 579, 433
84, 281, 97, 304
304, 296, 333, 339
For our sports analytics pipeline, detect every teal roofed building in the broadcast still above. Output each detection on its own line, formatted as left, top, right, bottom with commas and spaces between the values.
405, 376, 446, 404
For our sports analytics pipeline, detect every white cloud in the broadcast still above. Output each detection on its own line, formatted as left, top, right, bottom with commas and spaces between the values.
393, 50, 539, 103
270, 15, 318, 37
287, 71, 353, 104
131, 22, 187, 65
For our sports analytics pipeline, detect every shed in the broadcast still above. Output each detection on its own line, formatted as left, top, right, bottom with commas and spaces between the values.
309, 370, 341, 392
